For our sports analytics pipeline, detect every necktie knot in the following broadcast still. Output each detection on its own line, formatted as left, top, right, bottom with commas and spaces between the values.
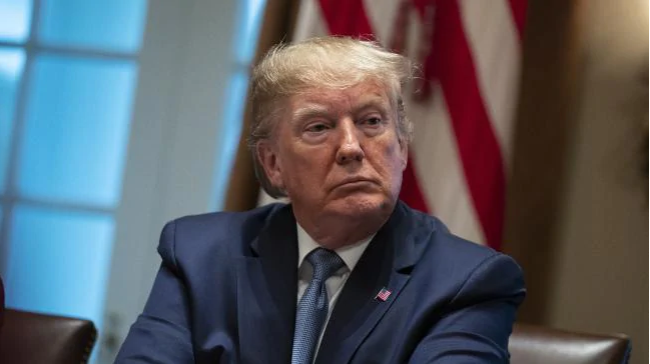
306, 248, 345, 282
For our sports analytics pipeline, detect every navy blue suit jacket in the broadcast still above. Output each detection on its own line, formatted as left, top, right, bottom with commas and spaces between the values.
116, 201, 525, 363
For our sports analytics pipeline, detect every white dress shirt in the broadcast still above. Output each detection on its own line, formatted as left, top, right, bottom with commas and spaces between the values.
296, 223, 373, 359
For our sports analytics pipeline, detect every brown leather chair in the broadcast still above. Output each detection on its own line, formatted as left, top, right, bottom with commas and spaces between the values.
0, 309, 97, 364
510, 323, 631, 364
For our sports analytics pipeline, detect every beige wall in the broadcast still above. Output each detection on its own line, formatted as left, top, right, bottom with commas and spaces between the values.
547, 0, 648, 362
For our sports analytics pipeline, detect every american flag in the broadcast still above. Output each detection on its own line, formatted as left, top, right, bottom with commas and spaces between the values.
286, 0, 528, 250
375, 288, 392, 302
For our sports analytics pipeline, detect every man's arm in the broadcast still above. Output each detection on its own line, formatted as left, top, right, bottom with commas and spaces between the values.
408, 254, 526, 363
115, 221, 195, 363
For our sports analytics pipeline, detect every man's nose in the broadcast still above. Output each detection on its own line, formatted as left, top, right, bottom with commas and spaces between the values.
335, 119, 364, 164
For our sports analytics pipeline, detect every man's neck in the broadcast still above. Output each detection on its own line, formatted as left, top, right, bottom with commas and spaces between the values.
294, 210, 390, 250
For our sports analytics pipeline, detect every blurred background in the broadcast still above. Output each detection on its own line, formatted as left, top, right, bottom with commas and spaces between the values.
0, 0, 646, 363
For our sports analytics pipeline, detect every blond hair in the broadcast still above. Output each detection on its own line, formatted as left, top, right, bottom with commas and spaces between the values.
249, 36, 413, 198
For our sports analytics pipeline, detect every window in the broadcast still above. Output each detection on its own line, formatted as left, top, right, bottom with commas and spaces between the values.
210, 0, 266, 210
0, 1, 267, 362
0, 0, 148, 340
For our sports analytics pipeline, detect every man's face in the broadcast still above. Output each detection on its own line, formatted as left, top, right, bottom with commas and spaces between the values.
258, 81, 408, 221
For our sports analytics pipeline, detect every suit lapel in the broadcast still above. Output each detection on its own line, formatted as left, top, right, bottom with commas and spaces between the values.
237, 205, 298, 364
315, 202, 433, 364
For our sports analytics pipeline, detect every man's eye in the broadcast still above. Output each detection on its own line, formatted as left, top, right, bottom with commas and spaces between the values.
364, 117, 382, 126
306, 124, 328, 133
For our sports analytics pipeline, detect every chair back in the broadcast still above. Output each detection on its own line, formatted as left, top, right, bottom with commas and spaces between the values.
510, 323, 631, 364
0, 308, 97, 364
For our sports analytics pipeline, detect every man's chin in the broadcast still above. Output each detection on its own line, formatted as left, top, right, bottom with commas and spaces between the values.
325, 194, 393, 217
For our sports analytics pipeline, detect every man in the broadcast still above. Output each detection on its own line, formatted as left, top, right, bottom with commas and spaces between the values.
116, 36, 525, 363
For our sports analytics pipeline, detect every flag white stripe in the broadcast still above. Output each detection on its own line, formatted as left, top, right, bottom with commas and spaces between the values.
293, 0, 328, 41
409, 82, 486, 245
459, 0, 521, 169
362, 0, 400, 45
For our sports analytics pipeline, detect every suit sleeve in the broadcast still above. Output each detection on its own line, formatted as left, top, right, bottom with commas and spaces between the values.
115, 221, 195, 363
408, 253, 526, 363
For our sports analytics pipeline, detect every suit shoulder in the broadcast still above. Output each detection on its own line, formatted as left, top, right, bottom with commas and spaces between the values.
162, 203, 285, 255
417, 213, 520, 276
410, 215, 525, 305
432, 220, 522, 278
434, 227, 498, 260
433, 226, 525, 304
174, 203, 283, 232
395, 202, 496, 264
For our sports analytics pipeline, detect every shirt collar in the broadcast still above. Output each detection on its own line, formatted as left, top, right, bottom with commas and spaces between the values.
297, 223, 373, 271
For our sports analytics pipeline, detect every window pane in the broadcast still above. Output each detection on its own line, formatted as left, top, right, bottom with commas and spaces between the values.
18, 54, 136, 208
5, 204, 114, 331
38, 0, 148, 53
0, 0, 32, 42
211, 70, 249, 210
0, 48, 25, 193
235, 0, 266, 64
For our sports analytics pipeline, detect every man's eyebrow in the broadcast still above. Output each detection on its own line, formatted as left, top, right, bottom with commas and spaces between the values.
353, 99, 390, 115
291, 98, 390, 122
292, 104, 331, 122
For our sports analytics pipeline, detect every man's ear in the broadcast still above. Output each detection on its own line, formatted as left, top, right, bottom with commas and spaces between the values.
399, 139, 408, 171
257, 141, 284, 190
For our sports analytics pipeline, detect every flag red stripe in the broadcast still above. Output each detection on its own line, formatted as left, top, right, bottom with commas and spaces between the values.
318, 0, 431, 214
431, 0, 506, 248
317, 0, 374, 37
508, 0, 528, 40
399, 156, 431, 213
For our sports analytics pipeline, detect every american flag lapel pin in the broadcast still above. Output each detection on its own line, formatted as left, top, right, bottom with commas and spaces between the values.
375, 287, 392, 302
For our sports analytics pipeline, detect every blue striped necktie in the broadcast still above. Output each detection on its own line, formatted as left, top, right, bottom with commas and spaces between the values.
291, 247, 345, 364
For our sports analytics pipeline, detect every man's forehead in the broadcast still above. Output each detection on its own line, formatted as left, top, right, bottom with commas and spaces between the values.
290, 84, 390, 108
